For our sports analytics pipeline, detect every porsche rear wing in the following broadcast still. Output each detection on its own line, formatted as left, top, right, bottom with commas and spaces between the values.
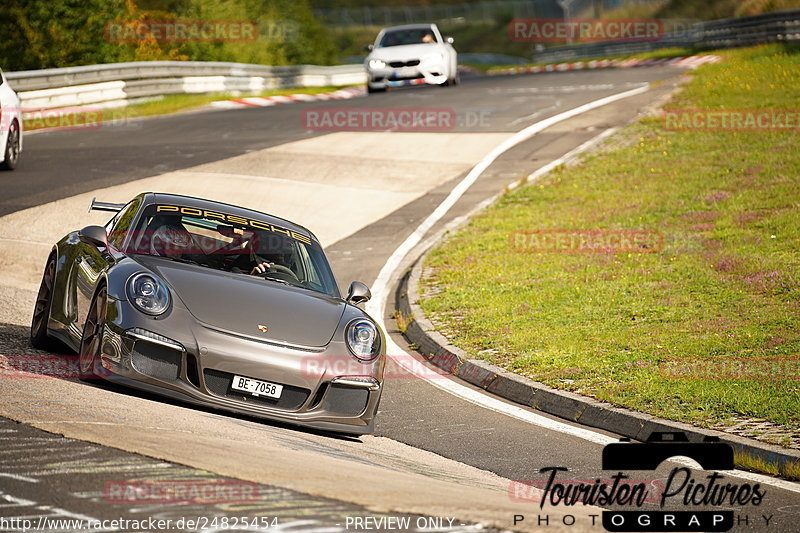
88, 197, 125, 213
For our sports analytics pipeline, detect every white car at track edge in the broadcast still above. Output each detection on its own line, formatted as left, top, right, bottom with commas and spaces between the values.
364, 23, 458, 93
0, 68, 22, 171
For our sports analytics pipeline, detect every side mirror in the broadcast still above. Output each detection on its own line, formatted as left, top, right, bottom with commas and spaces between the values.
445, 36, 454, 44
364, 43, 374, 51
346, 281, 371, 305
78, 225, 108, 249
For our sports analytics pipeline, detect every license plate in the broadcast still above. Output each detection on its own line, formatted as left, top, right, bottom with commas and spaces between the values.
391, 67, 416, 79
231, 375, 283, 399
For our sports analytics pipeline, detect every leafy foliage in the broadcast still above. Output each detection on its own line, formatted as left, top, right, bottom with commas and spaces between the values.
0, 0, 335, 70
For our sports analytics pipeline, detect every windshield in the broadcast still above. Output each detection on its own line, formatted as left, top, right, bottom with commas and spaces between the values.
122, 204, 340, 297
378, 28, 437, 47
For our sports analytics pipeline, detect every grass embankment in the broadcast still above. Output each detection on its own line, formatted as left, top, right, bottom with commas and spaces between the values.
23, 86, 350, 131
418, 45, 800, 464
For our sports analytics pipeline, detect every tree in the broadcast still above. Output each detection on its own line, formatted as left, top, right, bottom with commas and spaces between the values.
0, 0, 129, 70
0, 0, 336, 71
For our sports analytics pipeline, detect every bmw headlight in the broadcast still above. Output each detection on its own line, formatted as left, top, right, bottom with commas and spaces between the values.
368, 59, 386, 70
346, 319, 381, 361
127, 273, 170, 315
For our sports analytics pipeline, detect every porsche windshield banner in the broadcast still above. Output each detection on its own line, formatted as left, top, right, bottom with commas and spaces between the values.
153, 205, 312, 245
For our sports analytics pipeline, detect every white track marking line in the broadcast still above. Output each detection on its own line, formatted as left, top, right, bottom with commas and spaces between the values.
718, 469, 800, 494
508, 101, 562, 126
365, 84, 800, 493
0, 472, 39, 483
0, 238, 51, 246
176, 170, 413, 194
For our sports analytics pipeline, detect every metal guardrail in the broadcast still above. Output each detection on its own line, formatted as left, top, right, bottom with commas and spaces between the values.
698, 8, 800, 48
5, 61, 366, 111
533, 9, 800, 63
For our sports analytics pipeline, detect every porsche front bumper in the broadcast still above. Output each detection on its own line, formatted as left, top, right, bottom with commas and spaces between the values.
97, 299, 384, 435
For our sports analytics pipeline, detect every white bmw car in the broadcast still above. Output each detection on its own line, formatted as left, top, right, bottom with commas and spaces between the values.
0, 68, 22, 170
364, 24, 458, 93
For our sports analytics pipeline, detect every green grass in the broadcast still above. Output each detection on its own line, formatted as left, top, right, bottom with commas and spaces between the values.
419, 44, 800, 448
23, 86, 351, 131
734, 450, 800, 481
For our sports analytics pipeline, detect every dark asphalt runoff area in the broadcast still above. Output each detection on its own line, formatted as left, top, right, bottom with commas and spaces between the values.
2, 67, 798, 531
0, 417, 488, 533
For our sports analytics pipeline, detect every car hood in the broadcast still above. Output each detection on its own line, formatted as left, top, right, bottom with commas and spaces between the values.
369, 44, 444, 62
133, 256, 345, 348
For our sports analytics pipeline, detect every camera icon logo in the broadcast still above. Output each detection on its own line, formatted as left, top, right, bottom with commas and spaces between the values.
602, 431, 734, 471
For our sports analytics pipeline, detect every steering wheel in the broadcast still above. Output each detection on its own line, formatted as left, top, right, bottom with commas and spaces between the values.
264, 264, 298, 279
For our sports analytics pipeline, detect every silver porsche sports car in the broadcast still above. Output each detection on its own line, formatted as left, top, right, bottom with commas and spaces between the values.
31, 192, 385, 434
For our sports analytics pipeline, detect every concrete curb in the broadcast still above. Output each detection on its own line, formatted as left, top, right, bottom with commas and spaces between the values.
487, 55, 722, 76
396, 253, 800, 474
209, 86, 365, 109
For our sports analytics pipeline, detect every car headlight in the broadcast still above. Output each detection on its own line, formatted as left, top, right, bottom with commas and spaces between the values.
346, 319, 381, 361
368, 59, 386, 69
127, 273, 170, 315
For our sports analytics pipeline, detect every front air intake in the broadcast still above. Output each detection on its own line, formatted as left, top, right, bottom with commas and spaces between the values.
131, 341, 181, 381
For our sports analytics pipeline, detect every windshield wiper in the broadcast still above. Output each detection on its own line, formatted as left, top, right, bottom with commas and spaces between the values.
146, 255, 201, 266
261, 276, 295, 286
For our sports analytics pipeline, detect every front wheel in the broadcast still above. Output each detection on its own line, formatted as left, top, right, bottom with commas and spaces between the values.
31, 256, 57, 349
367, 85, 386, 94
444, 69, 459, 87
1, 120, 20, 171
80, 286, 107, 379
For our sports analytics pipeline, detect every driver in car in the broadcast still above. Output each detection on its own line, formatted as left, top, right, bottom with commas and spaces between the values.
150, 223, 195, 258
232, 231, 294, 277
151, 223, 281, 276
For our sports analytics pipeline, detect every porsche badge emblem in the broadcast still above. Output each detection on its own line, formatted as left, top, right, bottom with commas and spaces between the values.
257, 324, 268, 333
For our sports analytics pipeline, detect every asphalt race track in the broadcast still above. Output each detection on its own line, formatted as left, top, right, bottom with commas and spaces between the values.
1, 68, 799, 532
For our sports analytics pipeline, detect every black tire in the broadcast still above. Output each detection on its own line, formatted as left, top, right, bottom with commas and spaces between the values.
444, 71, 459, 87
80, 285, 107, 379
367, 85, 385, 94
0, 120, 20, 171
30, 255, 58, 350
